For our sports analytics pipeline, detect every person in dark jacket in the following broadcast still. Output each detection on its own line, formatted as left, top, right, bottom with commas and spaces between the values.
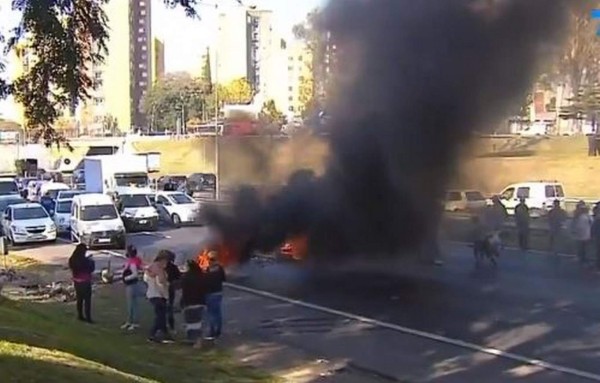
204, 251, 226, 340
40, 191, 55, 214
547, 199, 567, 255
68, 243, 95, 323
514, 197, 530, 251
162, 250, 182, 333
181, 260, 206, 345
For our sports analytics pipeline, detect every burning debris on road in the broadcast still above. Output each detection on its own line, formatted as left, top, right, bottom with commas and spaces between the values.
207, 0, 575, 263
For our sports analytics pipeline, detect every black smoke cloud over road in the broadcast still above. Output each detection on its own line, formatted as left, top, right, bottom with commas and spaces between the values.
210, 0, 572, 261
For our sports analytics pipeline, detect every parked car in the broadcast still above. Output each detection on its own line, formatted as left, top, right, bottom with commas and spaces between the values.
0, 177, 19, 197
444, 190, 487, 212
187, 173, 216, 196
155, 191, 201, 227
70, 193, 126, 249
115, 188, 159, 232
53, 198, 74, 235
498, 181, 565, 217
1, 202, 57, 245
0, 195, 27, 232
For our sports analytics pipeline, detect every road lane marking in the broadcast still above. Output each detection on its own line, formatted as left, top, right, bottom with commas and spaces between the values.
226, 282, 600, 382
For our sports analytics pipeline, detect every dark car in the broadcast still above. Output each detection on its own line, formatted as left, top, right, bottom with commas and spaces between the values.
187, 173, 216, 197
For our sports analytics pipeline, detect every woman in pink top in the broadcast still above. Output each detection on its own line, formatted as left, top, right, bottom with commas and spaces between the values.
68, 243, 95, 323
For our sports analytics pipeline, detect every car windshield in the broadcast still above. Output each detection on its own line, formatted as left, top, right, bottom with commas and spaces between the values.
115, 173, 148, 187
446, 192, 462, 201
14, 206, 48, 220
465, 191, 485, 201
80, 204, 118, 221
59, 191, 82, 199
120, 194, 150, 208
46, 188, 69, 199
171, 193, 194, 204
56, 200, 73, 213
0, 181, 18, 195
0, 198, 26, 212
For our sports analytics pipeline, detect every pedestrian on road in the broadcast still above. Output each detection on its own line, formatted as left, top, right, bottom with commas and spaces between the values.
68, 243, 95, 323
180, 259, 206, 346
547, 199, 567, 254
514, 197, 530, 251
592, 205, 600, 269
204, 251, 226, 340
121, 245, 144, 331
163, 250, 182, 334
144, 251, 172, 343
570, 201, 593, 265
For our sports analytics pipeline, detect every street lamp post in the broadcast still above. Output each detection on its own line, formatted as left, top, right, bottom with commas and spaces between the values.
214, 3, 220, 200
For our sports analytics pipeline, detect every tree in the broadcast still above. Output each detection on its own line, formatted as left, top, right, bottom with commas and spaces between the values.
142, 72, 206, 132
0, 0, 198, 147
558, 82, 600, 122
298, 72, 315, 117
218, 77, 253, 105
200, 47, 212, 94
259, 99, 284, 124
554, 2, 600, 95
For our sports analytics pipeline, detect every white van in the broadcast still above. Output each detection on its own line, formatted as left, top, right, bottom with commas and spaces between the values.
115, 187, 159, 232
40, 182, 70, 200
499, 181, 565, 217
70, 193, 126, 249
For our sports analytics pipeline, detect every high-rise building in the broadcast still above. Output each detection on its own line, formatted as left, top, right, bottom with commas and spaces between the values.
216, 5, 284, 108
285, 40, 313, 116
151, 38, 165, 84
82, 0, 152, 134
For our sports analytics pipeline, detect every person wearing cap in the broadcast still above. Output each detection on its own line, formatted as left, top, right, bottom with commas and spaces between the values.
144, 250, 172, 343
203, 250, 226, 340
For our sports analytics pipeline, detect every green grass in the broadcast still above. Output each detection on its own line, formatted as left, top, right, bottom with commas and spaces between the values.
0, 283, 273, 383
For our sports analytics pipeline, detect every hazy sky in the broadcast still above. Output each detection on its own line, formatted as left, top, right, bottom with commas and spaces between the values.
0, 0, 326, 119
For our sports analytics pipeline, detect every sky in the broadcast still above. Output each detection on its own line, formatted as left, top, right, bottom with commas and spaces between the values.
0, 0, 326, 119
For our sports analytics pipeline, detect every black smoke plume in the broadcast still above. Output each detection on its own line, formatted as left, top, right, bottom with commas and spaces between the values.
209, 0, 573, 261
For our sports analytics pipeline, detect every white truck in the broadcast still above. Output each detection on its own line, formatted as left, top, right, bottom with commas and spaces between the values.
83, 155, 149, 195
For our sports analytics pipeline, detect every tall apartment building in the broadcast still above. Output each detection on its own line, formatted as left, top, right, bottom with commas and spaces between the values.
216, 6, 285, 109
285, 40, 313, 116
83, 0, 152, 133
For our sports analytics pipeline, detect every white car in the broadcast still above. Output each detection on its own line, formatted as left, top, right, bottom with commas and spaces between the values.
444, 190, 487, 212
115, 188, 159, 232
155, 191, 200, 227
498, 181, 565, 217
53, 198, 74, 234
0, 177, 19, 197
2, 202, 57, 245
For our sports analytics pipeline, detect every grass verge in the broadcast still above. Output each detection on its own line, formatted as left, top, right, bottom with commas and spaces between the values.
0, 280, 273, 383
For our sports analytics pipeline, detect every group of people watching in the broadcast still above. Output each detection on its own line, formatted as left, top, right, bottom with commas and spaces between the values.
473, 195, 600, 268
68, 243, 227, 346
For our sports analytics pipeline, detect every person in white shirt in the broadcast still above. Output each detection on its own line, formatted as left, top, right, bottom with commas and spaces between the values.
144, 251, 171, 343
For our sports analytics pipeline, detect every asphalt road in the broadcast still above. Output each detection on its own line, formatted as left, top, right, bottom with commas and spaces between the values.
14, 225, 600, 379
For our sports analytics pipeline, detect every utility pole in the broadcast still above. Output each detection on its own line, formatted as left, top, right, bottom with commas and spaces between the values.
214, 2, 221, 200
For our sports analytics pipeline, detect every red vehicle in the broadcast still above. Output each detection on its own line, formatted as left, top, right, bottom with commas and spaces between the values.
223, 120, 259, 136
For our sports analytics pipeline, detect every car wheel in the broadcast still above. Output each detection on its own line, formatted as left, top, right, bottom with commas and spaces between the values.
171, 213, 181, 228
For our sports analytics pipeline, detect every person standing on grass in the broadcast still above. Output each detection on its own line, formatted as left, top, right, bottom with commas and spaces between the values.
547, 199, 567, 255
180, 259, 207, 346
68, 243, 95, 323
514, 197, 530, 252
163, 250, 182, 334
571, 201, 593, 265
121, 245, 144, 331
144, 251, 172, 343
204, 251, 226, 340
